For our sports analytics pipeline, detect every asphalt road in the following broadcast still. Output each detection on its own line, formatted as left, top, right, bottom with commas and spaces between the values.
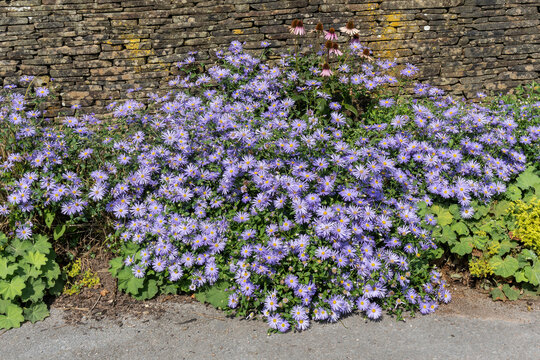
2, 298, 539, 360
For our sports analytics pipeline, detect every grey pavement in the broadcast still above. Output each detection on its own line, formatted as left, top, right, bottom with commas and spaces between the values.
1, 298, 539, 360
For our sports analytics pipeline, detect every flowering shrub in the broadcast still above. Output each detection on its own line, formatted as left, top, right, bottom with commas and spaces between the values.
1, 21, 539, 331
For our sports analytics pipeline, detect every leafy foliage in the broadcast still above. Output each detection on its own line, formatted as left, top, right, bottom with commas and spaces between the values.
0, 233, 63, 329
423, 163, 540, 301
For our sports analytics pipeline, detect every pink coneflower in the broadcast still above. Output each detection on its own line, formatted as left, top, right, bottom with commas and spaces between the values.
350, 33, 361, 44
289, 19, 305, 36
329, 42, 343, 56
320, 63, 332, 77
340, 20, 359, 36
324, 27, 338, 40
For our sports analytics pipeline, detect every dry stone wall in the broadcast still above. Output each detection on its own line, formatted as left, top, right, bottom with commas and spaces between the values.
1, 0, 539, 116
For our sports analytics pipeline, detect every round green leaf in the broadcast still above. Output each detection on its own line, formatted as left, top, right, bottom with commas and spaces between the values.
23, 302, 49, 323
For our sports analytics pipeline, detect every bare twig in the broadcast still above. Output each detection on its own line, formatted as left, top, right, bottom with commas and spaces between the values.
90, 294, 102, 312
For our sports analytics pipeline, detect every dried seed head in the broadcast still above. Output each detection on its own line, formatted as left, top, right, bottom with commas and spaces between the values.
315, 22, 324, 32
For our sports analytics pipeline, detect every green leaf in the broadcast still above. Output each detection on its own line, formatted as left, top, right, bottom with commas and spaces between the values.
108, 257, 124, 278
448, 204, 460, 218
451, 222, 469, 236
23, 302, 49, 323
11, 239, 32, 258
0, 300, 24, 329
514, 270, 528, 283
506, 185, 522, 201
521, 249, 538, 260
24, 251, 47, 269
0, 258, 18, 279
316, 98, 327, 111
490, 288, 506, 301
441, 227, 457, 244
502, 284, 520, 301
473, 205, 489, 220
343, 103, 358, 117
117, 268, 144, 296
492, 200, 510, 217
451, 238, 474, 256
428, 248, 444, 259
0, 277, 26, 300
498, 240, 514, 256
32, 235, 52, 255
136, 279, 159, 300
42, 259, 61, 287
0, 232, 7, 248
515, 167, 540, 190
524, 262, 540, 286
162, 284, 178, 295
195, 281, 230, 310
21, 279, 45, 303
491, 256, 519, 278
53, 225, 66, 241
45, 211, 55, 229
434, 207, 454, 226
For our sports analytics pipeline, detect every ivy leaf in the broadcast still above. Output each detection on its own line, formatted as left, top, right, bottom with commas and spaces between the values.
23, 302, 49, 323
24, 251, 47, 269
451, 238, 473, 256
502, 284, 520, 301
491, 256, 519, 278
0, 277, 26, 300
0, 300, 24, 329
451, 221, 469, 236
0, 258, 18, 279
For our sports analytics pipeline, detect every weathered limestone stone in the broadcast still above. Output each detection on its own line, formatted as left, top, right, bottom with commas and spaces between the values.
0, 0, 537, 114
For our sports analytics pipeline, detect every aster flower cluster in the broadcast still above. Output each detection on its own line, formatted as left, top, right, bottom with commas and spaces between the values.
1, 31, 539, 333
